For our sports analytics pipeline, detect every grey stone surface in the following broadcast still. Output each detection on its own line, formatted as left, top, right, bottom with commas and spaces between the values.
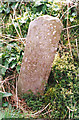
18, 15, 63, 95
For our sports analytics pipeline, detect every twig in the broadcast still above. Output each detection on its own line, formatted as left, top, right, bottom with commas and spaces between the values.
1, 75, 18, 84
0, 33, 18, 39
1, 84, 9, 101
76, 39, 79, 58
11, 16, 21, 38
60, 4, 77, 20
13, 2, 19, 19
10, 15, 24, 44
19, 0, 24, 16
16, 75, 18, 109
67, 106, 77, 119
63, 110, 68, 119
11, 2, 23, 40
16, 17, 23, 38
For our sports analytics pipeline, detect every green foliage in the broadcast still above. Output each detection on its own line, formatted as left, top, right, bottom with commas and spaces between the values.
0, 104, 25, 119
23, 92, 44, 111
44, 51, 79, 119
2, 92, 12, 97
1, 41, 24, 76
0, 91, 12, 107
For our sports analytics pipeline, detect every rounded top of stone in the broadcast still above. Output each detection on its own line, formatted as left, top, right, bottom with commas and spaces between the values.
29, 15, 63, 29
38, 15, 60, 21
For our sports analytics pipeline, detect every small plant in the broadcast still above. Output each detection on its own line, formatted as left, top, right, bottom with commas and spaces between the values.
23, 92, 44, 111
44, 51, 78, 119
1, 40, 24, 77
0, 91, 12, 107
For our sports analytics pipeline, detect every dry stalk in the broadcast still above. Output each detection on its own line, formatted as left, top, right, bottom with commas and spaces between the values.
23, 103, 51, 118
0, 34, 26, 44
16, 17, 23, 38
13, 2, 23, 38
33, 103, 50, 115
76, 39, 79, 58
10, 14, 24, 44
0, 75, 18, 84
62, 24, 79, 31
15, 73, 18, 109
63, 109, 68, 119
60, 4, 77, 20
0, 33, 18, 38
1, 83, 9, 101
67, 2, 72, 56
42, 109, 52, 116
67, 105, 77, 119
9, 2, 23, 42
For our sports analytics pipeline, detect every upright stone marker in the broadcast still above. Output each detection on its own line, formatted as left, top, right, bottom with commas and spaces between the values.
18, 15, 63, 96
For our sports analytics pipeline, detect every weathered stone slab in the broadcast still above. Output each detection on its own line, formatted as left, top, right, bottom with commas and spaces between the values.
18, 15, 63, 95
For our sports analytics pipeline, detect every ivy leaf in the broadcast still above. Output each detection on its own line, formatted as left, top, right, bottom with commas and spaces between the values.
42, 5, 47, 14
2, 92, 12, 97
11, 4, 16, 10
0, 8, 2, 13
16, 65, 21, 73
8, 57, 16, 63
0, 43, 3, 47
5, 55, 9, 58
0, 53, 3, 57
34, 1, 42, 7
1, 67, 6, 75
70, 17, 74, 22
11, 54, 15, 57
2, 102, 8, 107
4, 61, 8, 69
7, 45, 11, 51
0, 91, 12, 97
6, 8, 10, 14
72, 12, 76, 16
11, 62, 16, 68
